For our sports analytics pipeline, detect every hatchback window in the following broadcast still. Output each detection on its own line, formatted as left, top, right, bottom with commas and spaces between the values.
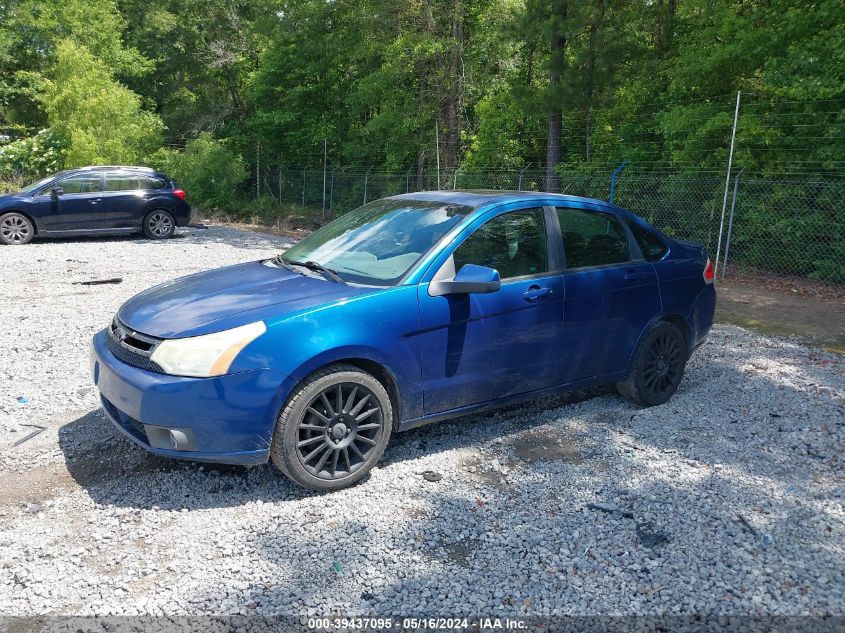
453, 208, 548, 280
556, 207, 629, 268
143, 176, 167, 190
623, 217, 668, 261
105, 172, 141, 191
58, 173, 102, 194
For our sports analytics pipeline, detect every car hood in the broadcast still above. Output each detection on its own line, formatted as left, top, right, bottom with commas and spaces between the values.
118, 260, 377, 338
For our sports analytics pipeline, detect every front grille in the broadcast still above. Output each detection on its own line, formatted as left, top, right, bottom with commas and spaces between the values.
108, 317, 165, 373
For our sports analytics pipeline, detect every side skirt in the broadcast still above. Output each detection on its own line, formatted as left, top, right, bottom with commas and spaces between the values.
39, 227, 139, 236
397, 371, 627, 432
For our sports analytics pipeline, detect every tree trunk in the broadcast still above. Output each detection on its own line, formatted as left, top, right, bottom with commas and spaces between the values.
584, 0, 604, 163
442, 0, 464, 172
546, 0, 567, 192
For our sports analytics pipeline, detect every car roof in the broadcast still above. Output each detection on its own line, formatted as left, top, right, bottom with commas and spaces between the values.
388, 189, 618, 212
72, 165, 156, 173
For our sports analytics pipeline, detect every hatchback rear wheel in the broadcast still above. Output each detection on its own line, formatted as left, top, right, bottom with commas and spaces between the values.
270, 364, 392, 491
0, 212, 34, 245
143, 210, 175, 239
616, 321, 687, 406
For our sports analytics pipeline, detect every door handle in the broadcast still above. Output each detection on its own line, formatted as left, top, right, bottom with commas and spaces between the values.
523, 285, 551, 302
624, 270, 646, 282
90, 199, 101, 205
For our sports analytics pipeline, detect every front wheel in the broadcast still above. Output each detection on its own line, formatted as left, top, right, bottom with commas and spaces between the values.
0, 212, 35, 245
616, 321, 687, 407
270, 364, 393, 491
142, 210, 175, 239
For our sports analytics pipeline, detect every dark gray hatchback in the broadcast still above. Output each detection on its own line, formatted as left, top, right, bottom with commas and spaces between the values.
0, 165, 190, 245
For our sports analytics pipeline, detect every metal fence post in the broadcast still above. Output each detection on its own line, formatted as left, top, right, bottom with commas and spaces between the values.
518, 164, 531, 191
609, 160, 629, 204
301, 167, 307, 207
715, 91, 741, 277
721, 168, 744, 278
328, 167, 336, 218
322, 139, 328, 221
255, 141, 260, 199
405, 165, 414, 193
363, 166, 373, 204
453, 165, 461, 190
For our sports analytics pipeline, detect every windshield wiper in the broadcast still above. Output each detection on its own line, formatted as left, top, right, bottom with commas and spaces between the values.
285, 259, 344, 283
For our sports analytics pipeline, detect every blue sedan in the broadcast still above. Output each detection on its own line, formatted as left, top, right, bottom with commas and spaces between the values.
91, 191, 716, 490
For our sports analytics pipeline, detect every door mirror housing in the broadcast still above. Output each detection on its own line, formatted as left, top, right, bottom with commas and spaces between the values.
429, 264, 501, 296
51, 187, 64, 197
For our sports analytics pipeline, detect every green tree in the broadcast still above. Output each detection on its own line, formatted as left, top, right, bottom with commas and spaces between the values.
0, 0, 149, 127
41, 40, 162, 167
150, 133, 248, 210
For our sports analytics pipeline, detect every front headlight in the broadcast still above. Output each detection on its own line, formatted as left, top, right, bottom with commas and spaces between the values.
150, 321, 267, 377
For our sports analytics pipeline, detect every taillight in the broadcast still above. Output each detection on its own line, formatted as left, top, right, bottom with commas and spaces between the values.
172, 188, 186, 201
703, 258, 715, 283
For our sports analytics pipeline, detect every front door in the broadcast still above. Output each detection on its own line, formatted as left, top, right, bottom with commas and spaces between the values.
417, 207, 564, 415
556, 206, 662, 382
35, 171, 104, 231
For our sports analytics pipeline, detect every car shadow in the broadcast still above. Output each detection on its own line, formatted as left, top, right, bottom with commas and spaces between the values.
32, 224, 294, 250
57, 335, 843, 513
56, 389, 607, 512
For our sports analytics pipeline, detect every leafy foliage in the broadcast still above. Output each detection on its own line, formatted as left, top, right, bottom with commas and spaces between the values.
0, 129, 64, 177
0, 0, 842, 279
41, 40, 163, 168
150, 133, 248, 210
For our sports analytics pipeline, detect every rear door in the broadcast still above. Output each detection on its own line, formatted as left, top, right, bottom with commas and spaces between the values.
102, 171, 147, 228
556, 206, 662, 382
417, 206, 564, 414
36, 171, 104, 231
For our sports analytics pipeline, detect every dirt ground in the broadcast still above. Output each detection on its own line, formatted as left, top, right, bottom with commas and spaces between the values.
717, 279, 845, 354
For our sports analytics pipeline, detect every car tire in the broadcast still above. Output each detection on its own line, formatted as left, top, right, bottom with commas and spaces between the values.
142, 210, 175, 239
0, 212, 35, 245
270, 363, 393, 491
616, 321, 687, 407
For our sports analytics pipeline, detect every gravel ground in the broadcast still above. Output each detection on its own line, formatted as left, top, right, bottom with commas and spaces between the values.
0, 225, 843, 620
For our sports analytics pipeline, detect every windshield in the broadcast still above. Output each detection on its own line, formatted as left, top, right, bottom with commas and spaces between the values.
18, 175, 56, 194
280, 199, 472, 285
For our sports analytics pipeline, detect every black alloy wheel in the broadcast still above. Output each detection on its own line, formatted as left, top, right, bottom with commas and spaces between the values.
271, 364, 393, 491
616, 321, 687, 407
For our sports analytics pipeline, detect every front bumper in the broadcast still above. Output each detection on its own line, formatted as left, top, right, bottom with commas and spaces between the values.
90, 329, 293, 465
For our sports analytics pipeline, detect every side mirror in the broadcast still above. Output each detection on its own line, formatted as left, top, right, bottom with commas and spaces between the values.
429, 264, 501, 296
51, 187, 64, 197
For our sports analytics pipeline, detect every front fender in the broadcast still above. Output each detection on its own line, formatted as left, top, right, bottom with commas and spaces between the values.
236, 285, 424, 421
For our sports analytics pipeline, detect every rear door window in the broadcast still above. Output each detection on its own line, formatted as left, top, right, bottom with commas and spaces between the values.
105, 172, 141, 191
623, 217, 668, 261
556, 207, 630, 268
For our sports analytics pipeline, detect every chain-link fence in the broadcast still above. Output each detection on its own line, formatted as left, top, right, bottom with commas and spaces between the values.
257, 166, 844, 286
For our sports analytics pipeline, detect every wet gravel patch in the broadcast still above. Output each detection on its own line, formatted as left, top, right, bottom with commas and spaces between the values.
0, 226, 843, 618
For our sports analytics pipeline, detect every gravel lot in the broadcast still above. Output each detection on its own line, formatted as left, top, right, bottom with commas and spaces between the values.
1, 225, 843, 620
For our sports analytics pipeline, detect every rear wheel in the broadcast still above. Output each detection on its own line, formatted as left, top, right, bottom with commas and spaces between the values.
0, 212, 34, 245
270, 364, 393, 491
142, 210, 175, 239
616, 321, 687, 406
